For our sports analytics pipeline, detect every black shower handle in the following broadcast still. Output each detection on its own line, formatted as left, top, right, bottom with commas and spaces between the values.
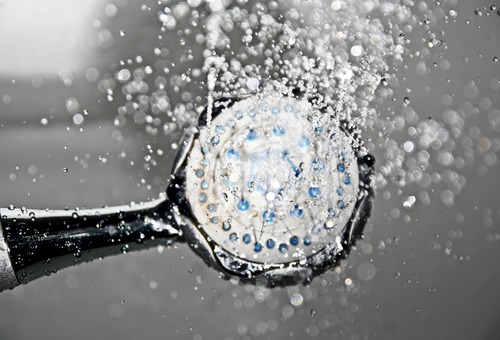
0, 198, 181, 291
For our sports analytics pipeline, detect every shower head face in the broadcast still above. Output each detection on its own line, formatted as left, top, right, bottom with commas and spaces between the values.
169, 93, 372, 280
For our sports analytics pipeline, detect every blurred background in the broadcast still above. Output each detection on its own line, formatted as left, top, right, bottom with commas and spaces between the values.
0, 0, 499, 339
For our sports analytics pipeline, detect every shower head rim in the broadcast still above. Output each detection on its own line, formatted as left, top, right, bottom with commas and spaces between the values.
167, 92, 374, 285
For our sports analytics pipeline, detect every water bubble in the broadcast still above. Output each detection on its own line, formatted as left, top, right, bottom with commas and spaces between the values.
28, 166, 37, 176
116, 69, 131, 82
149, 280, 158, 290
464, 81, 479, 99
290, 293, 304, 306
331, 0, 341, 11
237, 323, 248, 336
85, 68, 100, 82
246, 77, 259, 91
357, 262, 376, 281
416, 61, 428, 76
208, 0, 226, 12
281, 305, 294, 318
306, 325, 320, 337
172, 2, 190, 19
403, 141, 415, 153
187, 0, 203, 7
159, 13, 176, 30
65, 97, 80, 114
403, 196, 417, 209
350, 45, 363, 57
236, 198, 249, 211
104, 3, 117, 17
72, 113, 84, 125
440, 190, 454, 207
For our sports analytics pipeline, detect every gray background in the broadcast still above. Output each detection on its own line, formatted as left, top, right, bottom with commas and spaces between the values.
0, 0, 499, 339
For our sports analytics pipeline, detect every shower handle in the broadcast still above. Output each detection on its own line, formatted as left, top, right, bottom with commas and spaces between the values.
0, 198, 181, 291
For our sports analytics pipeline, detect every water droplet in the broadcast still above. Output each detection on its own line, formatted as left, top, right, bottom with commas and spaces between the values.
350, 45, 363, 57
403, 195, 416, 209
116, 69, 131, 82
66, 97, 80, 114
279, 243, 288, 254
331, 0, 341, 11
242, 234, 251, 244
246, 77, 259, 91
290, 293, 303, 306
222, 221, 231, 231
236, 198, 250, 211
198, 194, 207, 203
226, 149, 240, 161
210, 136, 219, 145
308, 187, 321, 198
272, 125, 286, 136
298, 136, 311, 148
303, 236, 312, 246
357, 262, 376, 281
289, 204, 303, 218
266, 239, 275, 249
262, 210, 276, 223
246, 129, 258, 141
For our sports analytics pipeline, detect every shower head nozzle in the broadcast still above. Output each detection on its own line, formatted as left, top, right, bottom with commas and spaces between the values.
168, 93, 374, 284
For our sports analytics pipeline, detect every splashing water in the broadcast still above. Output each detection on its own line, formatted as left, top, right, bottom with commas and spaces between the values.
107, 0, 413, 211
101, 0, 498, 269
1, 1, 500, 340
200, 0, 411, 117
3, 0, 497, 339
108, 1, 413, 126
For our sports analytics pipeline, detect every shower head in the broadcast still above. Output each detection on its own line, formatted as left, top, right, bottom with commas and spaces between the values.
168, 93, 374, 283
0, 92, 373, 290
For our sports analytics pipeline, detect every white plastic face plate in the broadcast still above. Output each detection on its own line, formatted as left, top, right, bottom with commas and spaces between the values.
185, 95, 360, 265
